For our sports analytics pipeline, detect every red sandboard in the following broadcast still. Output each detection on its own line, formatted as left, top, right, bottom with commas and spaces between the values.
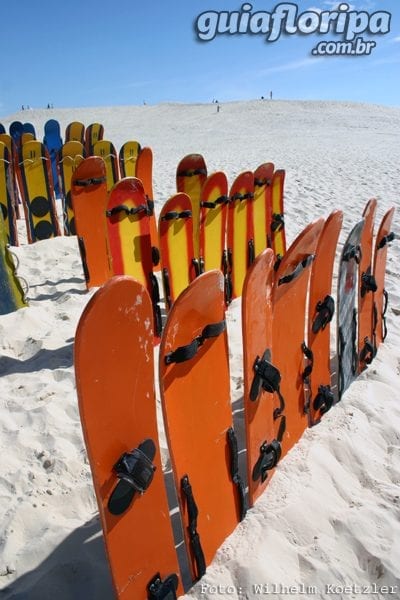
199, 171, 229, 275
272, 218, 324, 457
176, 154, 207, 258
253, 162, 274, 256
136, 146, 160, 271
372, 207, 396, 351
159, 193, 197, 310
307, 210, 343, 425
71, 157, 113, 288
242, 248, 285, 506
226, 171, 255, 302
358, 198, 378, 371
159, 270, 245, 582
74, 276, 182, 599
106, 177, 162, 339
270, 169, 286, 257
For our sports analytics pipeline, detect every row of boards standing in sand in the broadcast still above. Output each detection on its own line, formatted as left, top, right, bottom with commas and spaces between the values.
74, 195, 395, 598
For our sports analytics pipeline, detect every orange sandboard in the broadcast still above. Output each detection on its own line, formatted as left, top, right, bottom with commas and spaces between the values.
242, 248, 285, 506
176, 154, 207, 258
159, 192, 197, 310
199, 171, 229, 274
372, 207, 396, 351
71, 156, 113, 288
307, 210, 343, 425
270, 169, 287, 257
226, 171, 255, 302
358, 198, 378, 371
74, 276, 182, 599
272, 218, 324, 457
253, 162, 274, 256
136, 146, 159, 271
106, 177, 162, 339
159, 270, 245, 582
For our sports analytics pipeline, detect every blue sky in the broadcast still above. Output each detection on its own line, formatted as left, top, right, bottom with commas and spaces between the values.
0, 0, 399, 116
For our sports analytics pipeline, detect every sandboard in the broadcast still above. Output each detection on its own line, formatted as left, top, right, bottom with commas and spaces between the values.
337, 219, 365, 399
199, 171, 229, 275
92, 140, 120, 192
57, 141, 85, 235
0, 133, 20, 223
0, 210, 27, 314
358, 199, 378, 372
253, 163, 274, 256
9, 121, 24, 150
270, 169, 286, 257
71, 156, 113, 288
0, 141, 18, 245
22, 122, 36, 137
43, 119, 63, 197
85, 122, 104, 154
372, 207, 396, 352
159, 193, 197, 311
272, 218, 324, 456
65, 121, 85, 143
176, 154, 207, 258
74, 276, 182, 599
136, 146, 160, 271
18, 140, 61, 242
106, 177, 162, 339
226, 171, 255, 302
159, 270, 245, 582
242, 248, 285, 506
307, 210, 343, 425
119, 141, 141, 178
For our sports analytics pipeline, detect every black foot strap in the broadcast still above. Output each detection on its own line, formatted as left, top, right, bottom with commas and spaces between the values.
164, 320, 226, 364
250, 349, 283, 407
106, 204, 148, 217
227, 428, 247, 521
181, 475, 206, 580
278, 254, 314, 286
147, 572, 179, 600
359, 337, 376, 365
161, 210, 192, 221
312, 295, 335, 333
252, 439, 282, 483
271, 213, 284, 233
313, 385, 334, 415
108, 439, 156, 516
200, 195, 228, 209
361, 267, 377, 297
77, 237, 90, 283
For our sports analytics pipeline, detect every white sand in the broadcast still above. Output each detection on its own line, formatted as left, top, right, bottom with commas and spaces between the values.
0, 100, 399, 599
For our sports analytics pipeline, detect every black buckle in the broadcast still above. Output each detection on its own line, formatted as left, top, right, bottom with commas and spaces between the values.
113, 448, 156, 493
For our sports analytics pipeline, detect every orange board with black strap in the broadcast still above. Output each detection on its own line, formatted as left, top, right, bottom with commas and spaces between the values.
270, 169, 286, 257
106, 177, 162, 339
159, 192, 197, 311
226, 171, 255, 302
159, 270, 245, 583
272, 218, 324, 457
71, 156, 113, 288
358, 198, 378, 372
199, 171, 229, 275
372, 207, 396, 352
74, 276, 182, 600
176, 154, 207, 258
253, 162, 274, 256
17, 140, 61, 242
306, 210, 343, 425
242, 248, 285, 506
136, 146, 160, 271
